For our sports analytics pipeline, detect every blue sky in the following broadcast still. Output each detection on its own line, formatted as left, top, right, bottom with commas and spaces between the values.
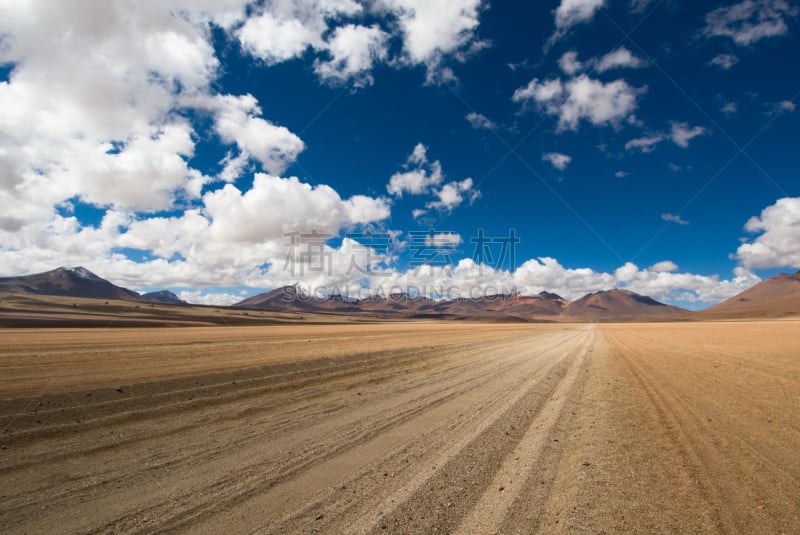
0, 0, 798, 308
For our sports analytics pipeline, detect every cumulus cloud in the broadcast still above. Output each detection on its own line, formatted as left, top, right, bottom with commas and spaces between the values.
377, 0, 486, 83
558, 51, 583, 75
594, 47, 646, 72
649, 260, 678, 272
387, 144, 479, 214
559, 47, 646, 74
625, 134, 665, 153
542, 152, 573, 170
513, 74, 643, 131
703, 0, 798, 46
178, 290, 245, 306
670, 121, 707, 148
387, 144, 444, 196
722, 101, 738, 116
233, 0, 487, 85
710, 53, 739, 69
314, 24, 390, 87
768, 99, 796, 115
550, 0, 606, 44
605, 262, 760, 304
356, 256, 758, 305
465, 112, 498, 131
236, 9, 326, 65
201, 93, 306, 176
0, 0, 260, 233
424, 232, 463, 248
426, 178, 480, 213
205, 174, 390, 244
736, 197, 800, 269
625, 121, 706, 152
662, 213, 689, 225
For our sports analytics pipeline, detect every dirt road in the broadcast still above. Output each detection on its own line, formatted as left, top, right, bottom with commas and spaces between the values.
0, 321, 797, 533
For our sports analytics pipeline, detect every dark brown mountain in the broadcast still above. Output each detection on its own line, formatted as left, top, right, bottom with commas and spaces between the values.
140, 290, 187, 305
235, 287, 678, 322
0, 267, 142, 302
235, 285, 362, 314
694, 271, 800, 319
564, 289, 685, 321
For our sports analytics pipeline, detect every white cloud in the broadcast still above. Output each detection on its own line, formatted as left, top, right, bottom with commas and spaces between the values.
387, 144, 479, 213
769, 100, 796, 114
0, 1, 243, 226
625, 121, 706, 152
594, 47, 646, 72
387, 144, 444, 196
649, 260, 678, 272
411, 208, 428, 220
178, 290, 244, 306
513, 74, 643, 131
388, 168, 443, 197
703, 0, 798, 46
197, 93, 306, 176
512, 78, 564, 103
558, 51, 583, 75
603, 262, 760, 304
236, 11, 323, 65
662, 213, 689, 225
205, 174, 390, 244
424, 232, 463, 248
234, 0, 365, 66
377, 0, 486, 83
615, 170, 629, 178
550, 0, 606, 43
670, 121, 707, 148
364, 256, 759, 306
233, 0, 486, 85
625, 134, 665, 153
736, 197, 800, 269
558, 47, 645, 75
542, 152, 573, 170
709, 53, 739, 69
465, 112, 498, 131
314, 24, 389, 87
722, 101, 738, 116
426, 178, 479, 213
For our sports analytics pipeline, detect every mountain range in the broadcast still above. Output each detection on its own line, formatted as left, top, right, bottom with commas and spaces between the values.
0, 267, 185, 304
2, 266, 798, 322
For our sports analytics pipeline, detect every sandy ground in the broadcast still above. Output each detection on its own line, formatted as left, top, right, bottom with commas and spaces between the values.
0, 321, 798, 533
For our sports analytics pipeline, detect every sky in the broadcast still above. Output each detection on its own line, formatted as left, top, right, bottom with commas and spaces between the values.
0, 0, 798, 308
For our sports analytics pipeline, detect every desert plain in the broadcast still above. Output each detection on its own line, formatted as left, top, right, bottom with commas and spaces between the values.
0, 320, 798, 534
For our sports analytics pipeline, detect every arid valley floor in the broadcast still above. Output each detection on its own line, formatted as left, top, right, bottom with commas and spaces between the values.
0, 321, 798, 534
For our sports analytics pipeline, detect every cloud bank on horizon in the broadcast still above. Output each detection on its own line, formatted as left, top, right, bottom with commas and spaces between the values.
0, 0, 797, 307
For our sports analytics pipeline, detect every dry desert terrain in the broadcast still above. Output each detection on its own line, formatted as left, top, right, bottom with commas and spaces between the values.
0, 321, 798, 533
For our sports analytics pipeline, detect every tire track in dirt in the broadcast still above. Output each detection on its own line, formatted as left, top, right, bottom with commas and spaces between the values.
604, 326, 800, 534
154, 329, 588, 534
337, 326, 593, 535
0, 325, 582, 534
456, 326, 593, 533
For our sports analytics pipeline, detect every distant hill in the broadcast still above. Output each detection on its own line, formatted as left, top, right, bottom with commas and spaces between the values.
140, 290, 187, 305
0, 267, 693, 322
236, 286, 681, 322
564, 289, 685, 321
0, 267, 142, 302
695, 271, 800, 319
